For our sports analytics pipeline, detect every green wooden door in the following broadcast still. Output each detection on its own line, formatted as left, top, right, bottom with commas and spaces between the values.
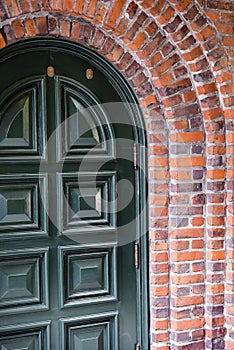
0, 39, 148, 350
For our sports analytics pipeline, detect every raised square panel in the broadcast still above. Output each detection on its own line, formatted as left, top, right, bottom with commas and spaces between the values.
0, 78, 46, 161
0, 321, 50, 349
58, 172, 116, 233
0, 174, 47, 238
60, 313, 118, 350
0, 248, 48, 314
59, 245, 117, 307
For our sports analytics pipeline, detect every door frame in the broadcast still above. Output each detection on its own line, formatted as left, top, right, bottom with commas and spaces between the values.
0, 38, 149, 349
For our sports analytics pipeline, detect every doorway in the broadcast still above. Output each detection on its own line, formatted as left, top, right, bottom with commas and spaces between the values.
0, 39, 148, 349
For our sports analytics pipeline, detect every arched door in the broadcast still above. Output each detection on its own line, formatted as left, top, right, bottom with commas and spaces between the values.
0, 39, 148, 350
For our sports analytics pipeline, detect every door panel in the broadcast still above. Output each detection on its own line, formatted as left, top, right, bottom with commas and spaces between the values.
60, 313, 118, 350
0, 78, 46, 160
0, 174, 47, 238
59, 245, 117, 307
0, 41, 143, 349
0, 321, 50, 349
58, 78, 113, 159
0, 248, 48, 313
58, 172, 116, 232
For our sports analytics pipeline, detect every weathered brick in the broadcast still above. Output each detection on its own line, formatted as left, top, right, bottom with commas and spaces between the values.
105, 0, 125, 28
12, 19, 25, 38
0, 3, 234, 350
5, 0, 20, 16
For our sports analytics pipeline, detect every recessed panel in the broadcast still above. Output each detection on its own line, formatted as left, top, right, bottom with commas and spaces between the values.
0, 248, 48, 313
58, 172, 116, 233
0, 174, 47, 238
60, 313, 118, 350
57, 79, 114, 161
0, 79, 46, 160
59, 246, 117, 307
0, 321, 50, 349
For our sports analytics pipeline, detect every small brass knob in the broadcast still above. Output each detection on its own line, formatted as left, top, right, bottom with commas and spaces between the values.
47, 66, 55, 77
86, 68, 94, 80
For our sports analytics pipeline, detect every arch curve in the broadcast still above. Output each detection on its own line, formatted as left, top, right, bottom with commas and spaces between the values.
0, 1, 234, 349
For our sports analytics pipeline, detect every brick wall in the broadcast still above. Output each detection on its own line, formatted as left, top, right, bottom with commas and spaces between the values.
1, 0, 234, 349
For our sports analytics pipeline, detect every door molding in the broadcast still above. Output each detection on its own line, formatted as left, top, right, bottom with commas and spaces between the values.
0, 38, 149, 349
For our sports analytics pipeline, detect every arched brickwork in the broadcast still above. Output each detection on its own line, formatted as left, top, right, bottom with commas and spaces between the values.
1, 1, 234, 349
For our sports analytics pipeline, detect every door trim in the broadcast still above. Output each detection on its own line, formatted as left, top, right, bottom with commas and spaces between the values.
0, 38, 149, 349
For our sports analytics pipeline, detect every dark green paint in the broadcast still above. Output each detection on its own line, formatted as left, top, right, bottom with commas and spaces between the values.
0, 39, 149, 349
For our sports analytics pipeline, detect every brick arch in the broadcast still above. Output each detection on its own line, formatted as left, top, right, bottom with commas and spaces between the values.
0, 1, 234, 349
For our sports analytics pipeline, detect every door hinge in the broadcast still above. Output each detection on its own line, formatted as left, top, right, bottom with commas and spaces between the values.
133, 142, 137, 170
136, 344, 141, 350
135, 242, 139, 270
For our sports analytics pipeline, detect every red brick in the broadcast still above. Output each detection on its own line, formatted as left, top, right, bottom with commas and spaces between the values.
63, 0, 74, 11
207, 216, 225, 227
171, 228, 204, 239
197, 83, 217, 95
216, 23, 233, 35
86, 0, 98, 17
18, 0, 30, 13
225, 110, 234, 119
128, 32, 147, 51
220, 12, 234, 23
12, 19, 25, 38
207, 170, 225, 179
192, 240, 204, 249
73, 0, 85, 14
150, 0, 166, 16
60, 19, 70, 37
183, 91, 196, 102
154, 72, 174, 87
175, 0, 192, 11
172, 295, 204, 307
35, 17, 48, 35
41, 0, 50, 10
25, 18, 37, 37
221, 83, 234, 95
157, 5, 175, 25
71, 21, 81, 40
205, 9, 218, 21
52, 0, 63, 10
223, 37, 234, 47
30, 0, 40, 11
203, 107, 222, 120
5, 0, 20, 16
145, 21, 158, 36
196, 25, 214, 41
170, 157, 205, 167
216, 71, 232, 83
191, 217, 204, 226
141, 95, 157, 107
171, 251, 204, 262
170, 131, 204, 143
182, 46, 203, 61
223, 96, 234, 107
151, 54, 180, 77
171, 318, 204, 331
94, 5, 107, 24
0, 34, 6, 48
171, 241, 189, 251
171, 171, 190, 180
107, 44, 124, 62
105, 0, 125, 28
138, 0, 155, 9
